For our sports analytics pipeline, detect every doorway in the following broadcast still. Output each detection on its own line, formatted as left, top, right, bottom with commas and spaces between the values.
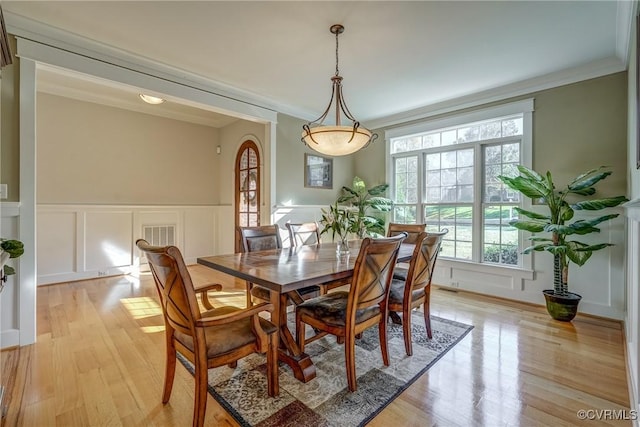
234, 140, 261, 252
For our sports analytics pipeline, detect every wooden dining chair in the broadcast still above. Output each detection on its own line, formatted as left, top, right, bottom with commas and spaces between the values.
295, 233, 406, 392
386, 222, 426, 244
136, 239, 279, 427
285, 221, 348, 294
386, 223, 427, 324
387, 229, 447, 356
238, 225, 320, 307
286, 222, 321, 247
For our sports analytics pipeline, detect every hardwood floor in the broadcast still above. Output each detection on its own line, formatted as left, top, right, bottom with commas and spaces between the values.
1, 266, 631, 426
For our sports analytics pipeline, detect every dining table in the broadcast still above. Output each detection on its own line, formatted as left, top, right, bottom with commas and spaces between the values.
197, 239, 415, 383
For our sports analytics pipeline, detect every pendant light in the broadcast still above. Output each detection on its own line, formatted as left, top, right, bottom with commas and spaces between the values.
301, 24, 377, 156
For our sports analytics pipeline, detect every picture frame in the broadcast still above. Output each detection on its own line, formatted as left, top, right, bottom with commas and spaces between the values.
304, 153, 333, 189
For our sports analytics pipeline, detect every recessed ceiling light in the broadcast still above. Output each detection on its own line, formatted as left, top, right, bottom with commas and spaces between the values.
139, 94, 165, 105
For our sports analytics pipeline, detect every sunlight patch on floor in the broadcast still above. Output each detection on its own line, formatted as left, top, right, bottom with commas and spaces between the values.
140, 325, 165, 333
121, 296, 163, 319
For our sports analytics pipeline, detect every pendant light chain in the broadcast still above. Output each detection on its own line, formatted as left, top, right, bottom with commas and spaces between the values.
335, 28, 340, 77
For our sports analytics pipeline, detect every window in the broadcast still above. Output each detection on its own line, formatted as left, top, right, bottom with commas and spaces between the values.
387, 100, 533, 268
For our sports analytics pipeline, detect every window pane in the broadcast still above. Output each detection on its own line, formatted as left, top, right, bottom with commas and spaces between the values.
502, 117, 523, 136
480, 121, 502, 139
441, 151, 456, 168
427, 171, 440, 186
483, 205, 519, 266
406, 136, 422, 151
457, 167, 473, 185
441, 168, 456, 186
427, 187, 441, 203
483, 142, 521, 203
424, 133, 440, 148
485, 146, 501, 165
458, 149, 474, 167
424, 205, 473, 260
457, 126, 479, 143
458, 185, 473, 202
426, 153, 440, 170
393, 205, 417, 224
503, 143, 520, 163
442, 130, 456, 146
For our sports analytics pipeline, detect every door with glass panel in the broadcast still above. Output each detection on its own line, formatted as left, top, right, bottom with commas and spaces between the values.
235, 141, 260, 252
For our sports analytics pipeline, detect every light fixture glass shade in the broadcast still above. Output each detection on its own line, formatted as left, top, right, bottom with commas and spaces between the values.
301, 126, 373, 156
139, 94, 165, 105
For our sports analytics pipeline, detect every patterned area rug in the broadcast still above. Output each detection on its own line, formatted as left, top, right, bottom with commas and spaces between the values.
177, 312, 473, 427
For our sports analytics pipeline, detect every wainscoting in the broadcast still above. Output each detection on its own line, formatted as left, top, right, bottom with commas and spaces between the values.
36, 204, 235, 285
1, 202, 21, 348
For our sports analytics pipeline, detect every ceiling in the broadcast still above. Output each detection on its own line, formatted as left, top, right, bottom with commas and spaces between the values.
2, 1, 633, 128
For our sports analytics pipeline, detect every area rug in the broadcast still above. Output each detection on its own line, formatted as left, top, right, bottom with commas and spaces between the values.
177, 313, 473, 427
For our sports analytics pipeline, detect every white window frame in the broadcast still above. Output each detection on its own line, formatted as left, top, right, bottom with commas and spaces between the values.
385, 99, 534, 273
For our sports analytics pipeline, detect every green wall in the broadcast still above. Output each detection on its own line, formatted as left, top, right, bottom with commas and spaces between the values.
0, 36, 19, 202
275, 113, 355, 205
356, 72, 628, 197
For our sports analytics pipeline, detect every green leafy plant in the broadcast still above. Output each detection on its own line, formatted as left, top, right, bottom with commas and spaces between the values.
318, 203, 357, 244
498, 166, 627, 297
337, 176, 393, 237
1, 238, 24, 276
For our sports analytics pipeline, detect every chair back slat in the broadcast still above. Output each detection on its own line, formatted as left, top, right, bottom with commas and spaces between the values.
238, 225, 282, 252
387, 223, 426, 244
286, 222, 320, 247
137, 240, 199, 337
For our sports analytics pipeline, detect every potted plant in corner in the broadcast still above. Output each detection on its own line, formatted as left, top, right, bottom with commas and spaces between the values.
337, 176, 393, 238
499, 166, 627, 321
0, 238, 24, 293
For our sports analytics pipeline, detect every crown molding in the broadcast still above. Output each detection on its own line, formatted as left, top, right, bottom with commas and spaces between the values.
5, 11, 316, 122
616, 0, 636, 66
367, 56, 625, 131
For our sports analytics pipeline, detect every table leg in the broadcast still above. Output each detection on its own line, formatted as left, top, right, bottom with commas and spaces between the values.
270, 291, 316, 382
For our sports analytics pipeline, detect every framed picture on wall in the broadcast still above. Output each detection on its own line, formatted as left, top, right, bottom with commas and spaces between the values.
304, 153, 333, 189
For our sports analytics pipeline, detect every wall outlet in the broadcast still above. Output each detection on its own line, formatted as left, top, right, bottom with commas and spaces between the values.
0, 184, 7, 200
98, 271, 108, 277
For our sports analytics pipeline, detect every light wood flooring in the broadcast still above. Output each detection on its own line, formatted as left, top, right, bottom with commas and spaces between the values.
1, 266, 632, 426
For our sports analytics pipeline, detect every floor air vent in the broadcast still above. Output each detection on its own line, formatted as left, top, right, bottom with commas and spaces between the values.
142, 225, 176, 246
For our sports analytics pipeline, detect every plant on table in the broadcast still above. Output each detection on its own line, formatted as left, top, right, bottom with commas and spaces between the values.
318, 202, 357, 247
498, 165, 627, 321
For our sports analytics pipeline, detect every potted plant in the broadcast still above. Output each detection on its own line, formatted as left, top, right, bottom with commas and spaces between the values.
498, 166, 627, 321
337, 176, 393, 238
0, 238, 24, 293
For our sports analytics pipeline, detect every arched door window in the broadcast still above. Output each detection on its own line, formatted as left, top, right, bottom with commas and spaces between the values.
235, 141, 260, 251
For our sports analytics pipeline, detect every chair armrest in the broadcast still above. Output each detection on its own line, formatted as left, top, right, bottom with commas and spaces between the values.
195, 302, 274, 327
193, 282, 223, 293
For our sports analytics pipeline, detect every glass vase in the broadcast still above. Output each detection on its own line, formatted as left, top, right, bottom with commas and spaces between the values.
336, 238, 350, 261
